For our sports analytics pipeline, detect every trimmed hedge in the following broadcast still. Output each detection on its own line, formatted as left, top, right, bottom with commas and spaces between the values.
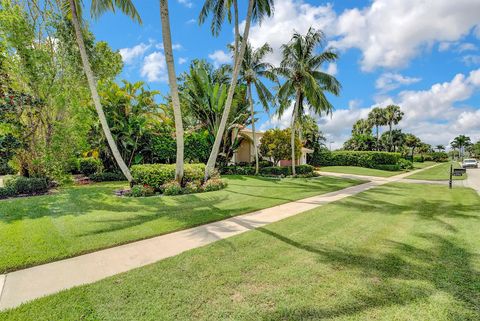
260, 165, 314, 177
430, 152, 448, 162
79, 158, 103, 176
0, 176, 49, 199
131, 163, 205, 191
220, 166, 256, 175
312, 151, 400, 169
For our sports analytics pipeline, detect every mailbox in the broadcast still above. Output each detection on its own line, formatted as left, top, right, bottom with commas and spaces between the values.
453, 168, 466, 176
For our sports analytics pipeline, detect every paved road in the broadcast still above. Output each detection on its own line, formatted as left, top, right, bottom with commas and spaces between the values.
462, 168, 480, 195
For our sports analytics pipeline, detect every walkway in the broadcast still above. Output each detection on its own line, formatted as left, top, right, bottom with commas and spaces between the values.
0, 165, 438, 311
458, 168, 480, 195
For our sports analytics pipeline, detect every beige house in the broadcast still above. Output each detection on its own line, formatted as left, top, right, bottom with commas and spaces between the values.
231, 128, 313, 165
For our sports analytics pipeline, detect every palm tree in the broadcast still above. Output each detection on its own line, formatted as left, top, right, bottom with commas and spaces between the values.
368, 107, 387, 151
160, 0, 184, 183
352, 119, 373, 136
452, 135, 472, 160
275, 28, 341, 175
66, 0, 141, 183
234, 41, 276, 174
436, 145, 445, 152
384, 105, 404, 152
404, 133, 421, 160
199, 0, 274, 180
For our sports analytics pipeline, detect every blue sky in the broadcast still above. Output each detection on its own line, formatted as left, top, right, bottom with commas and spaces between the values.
88, 0, 480, 149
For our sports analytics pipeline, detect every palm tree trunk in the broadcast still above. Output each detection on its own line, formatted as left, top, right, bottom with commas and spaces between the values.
204, 0, 254, 180
376, 125, 379, 151
68, 0, 133, 183
233, 0, 239, 62
247, 83, 259, 174
160, 0, 184, 183
389, 123, 393, 152
291, 91, 300, 176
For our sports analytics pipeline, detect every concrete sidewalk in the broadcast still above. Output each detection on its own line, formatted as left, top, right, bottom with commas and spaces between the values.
0, 165, 438, 311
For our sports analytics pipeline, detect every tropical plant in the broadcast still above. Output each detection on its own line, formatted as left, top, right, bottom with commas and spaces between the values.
404, 133, 421, 159
368, 107, 387, 151
234, 41, 276, 174
352, 119, 373, 136
200, 0, 274, 179
259, 128, 301, 166
384, 104, 404, 151
65, 0, 141, 183
343, 134, 376, 151
436, 144, 446, 152
160, 0, 184, 183
451, 135, 472, 160
275, 28, 341, 175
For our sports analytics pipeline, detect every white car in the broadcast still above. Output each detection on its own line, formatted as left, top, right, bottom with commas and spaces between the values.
462, 159, 478, 168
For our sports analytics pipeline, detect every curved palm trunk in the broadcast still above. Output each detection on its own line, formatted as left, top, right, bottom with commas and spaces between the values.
233, 0, 240, 62
204, 0, 254, 180
68, 0, 133, 183
291, 91, 301, 176
160, 0, 184, 183
247, 83, 259, 174
388, 122, 393, 152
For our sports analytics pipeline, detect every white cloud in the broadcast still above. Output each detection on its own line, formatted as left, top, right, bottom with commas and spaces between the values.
186, 18, 196, 24
246, 0, 337, 65
177, 0, 193, 8
330, 0, 480, 71
155, 43, 182, 51
208, 50, 232, 67
462, 55, 480, 66
119, 43, 151, 64
141, 52, 167, 82
179, 57, 188, 65
325, 63, 338, 76
320, 69, 480, 147
376, 73, 421, 92
457, 43, 478, 53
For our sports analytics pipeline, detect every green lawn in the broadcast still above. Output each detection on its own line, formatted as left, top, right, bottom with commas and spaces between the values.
413, 161, 437, 169
2, 183, 479, 320
407, 162, 467, 180
318, 166, 403, 177
0, 175, 361, 273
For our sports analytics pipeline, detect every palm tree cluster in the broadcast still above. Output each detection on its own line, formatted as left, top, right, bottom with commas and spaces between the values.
450, 135, 472, 160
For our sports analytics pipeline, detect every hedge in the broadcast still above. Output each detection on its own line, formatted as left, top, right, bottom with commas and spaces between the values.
89, 172, 125, 182
260, 165, 314, 176
0, 176, 49, 199
131, 163, 205, 191
220, 166, 256, 175
79, 158, 103, 176
311, 151, 401, 169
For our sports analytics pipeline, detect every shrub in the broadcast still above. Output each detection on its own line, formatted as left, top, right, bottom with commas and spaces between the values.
430, 152, 448, 162
162, 181, 183, 196
5, 176, 49, 195
89, 172, 125, 182
259, 165, 314, 177
220, 166, 256, 175
311, 151, 400, 169
131, 163, 205, 191
184, 180, 203, 194
397, 159, 414, 170
79, 158, 102, 176
128, 185, 155, 197
65, 158, 80, 174
0, 186, 15, 199
202, 178, 227, 192
413, 155, 424, 163
375, 164, 401, 171
423, 154, 433, 162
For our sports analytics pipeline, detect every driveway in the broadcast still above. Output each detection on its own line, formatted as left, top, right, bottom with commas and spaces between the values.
462, 168, 480, 195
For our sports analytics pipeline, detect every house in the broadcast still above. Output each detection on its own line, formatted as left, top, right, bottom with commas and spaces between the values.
231, 128, 313, 165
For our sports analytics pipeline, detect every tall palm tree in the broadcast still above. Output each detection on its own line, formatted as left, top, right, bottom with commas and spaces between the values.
66, 0, 141, 183
275, 28, 341, 175
384, 104, 404, 152
352, 119, 373, 136
235, 41, 276, 174
404, 133, 421, 160
452, 135, 472, 160
199, 0, 274, 180
368, 107, 387, 151
436, 145, 445, 152
160, 0, 184, 183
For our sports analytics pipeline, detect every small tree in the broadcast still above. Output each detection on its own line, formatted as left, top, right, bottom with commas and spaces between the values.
259, 128, 301, 166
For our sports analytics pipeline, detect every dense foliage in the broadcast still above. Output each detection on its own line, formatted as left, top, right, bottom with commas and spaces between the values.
131, 163, 206, 191
312, 151, 401, 170
259, 128, 301, 165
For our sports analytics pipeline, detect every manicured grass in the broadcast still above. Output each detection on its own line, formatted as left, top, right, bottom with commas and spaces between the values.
413, 161, 437, 169
407, 162, 467, 180
318, 166, 402, 177
0, 175, 361, 273
2, 183, 479, 320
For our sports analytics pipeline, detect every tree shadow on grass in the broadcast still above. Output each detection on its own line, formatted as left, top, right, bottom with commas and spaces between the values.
256, 227, 480, 320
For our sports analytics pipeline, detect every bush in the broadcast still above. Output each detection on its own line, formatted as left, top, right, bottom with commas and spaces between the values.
375, 164, 401, 171
5, 176, 49, 195
65, 158, 80, 174
259, 165, 314, 177
423, 155, 433, 162
162, 181, 183, 196
220, 166, 256, 175
131, 163, 205, 191
184, 180, 203, 194
128, 185, 155, 197
430, 152, 448, 162
0, 186, 15, 199
398, 159, 414, 170
89, 172, 125, 182
79, 158, 102, 176
202, 178, 227, 192
413, 155, 424, 163
311, 151, 400, 169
